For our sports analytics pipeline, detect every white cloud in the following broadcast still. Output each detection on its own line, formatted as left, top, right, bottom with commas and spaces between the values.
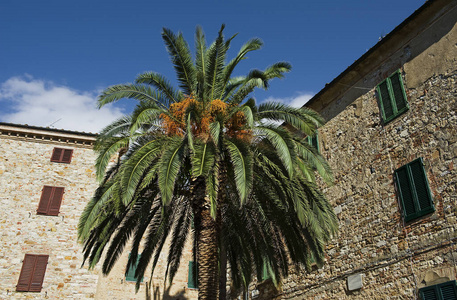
0, 77, 124, 133
262, 93, 314, 108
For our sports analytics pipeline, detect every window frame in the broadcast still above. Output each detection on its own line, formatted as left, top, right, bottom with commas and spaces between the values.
50, 147, 73, 164
16, 254, 49, 292
376, 69, 409, 123
419, 280, 457, 300
394, 157, 434, 222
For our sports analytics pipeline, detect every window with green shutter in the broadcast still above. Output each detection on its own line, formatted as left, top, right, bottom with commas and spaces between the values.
125, 254, 143, 282
307, 133, 319, 153
419, 280, 457, 300
394, 158, 434, 222
376, 70, 409, 123
188, 261, 198, 289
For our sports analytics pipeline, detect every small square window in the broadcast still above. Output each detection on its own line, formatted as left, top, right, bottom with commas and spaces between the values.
50, 148, 73, 164
419, 280, 457, 300
394, 158, 434, 222
376, 70, 409, 123
125, 254, 143, 282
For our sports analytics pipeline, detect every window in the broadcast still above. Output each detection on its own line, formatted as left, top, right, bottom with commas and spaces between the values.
50, 148, 73, 164
307, 133, 319, 152
394, 158, 434, 222
16, 254, 48, 292
376, 70, 409, 123
125, 254, 143, 282
37, 186, 64, 216
419, 280, 457, 300
188, 261, 198, 288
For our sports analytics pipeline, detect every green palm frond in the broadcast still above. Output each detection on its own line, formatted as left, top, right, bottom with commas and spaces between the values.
119, 137, 165, 205
162, 28, 196, 95
135, 72, 182, 105
294, 139, 333, 184
94, 136, 130, 181
191, 141, 216, 178
255, 125, 294, 178
224, 139, 253, 203
158, 137, 186, 205
205, 24, 227, 102
98, 84, 168, 109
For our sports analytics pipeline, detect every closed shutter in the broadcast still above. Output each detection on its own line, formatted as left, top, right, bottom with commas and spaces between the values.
50, 148, 73, 163
378, 81, 393, 120
395, 158, 434, 222
16, 255, 36, 291
395, 167, 416, 218
440, 281, 457, 300
125, 254, 142, 282
50, 148, 63, 162
48, 187, 64, 216
409, 160, 433, 211
420, 280, 457, 300
188, 261, 197, 288
16, 254, 48, 292
390, 72, 408, 112
61, 149, 73, 163
37, 186, 64, 216
37, 186, 53, 214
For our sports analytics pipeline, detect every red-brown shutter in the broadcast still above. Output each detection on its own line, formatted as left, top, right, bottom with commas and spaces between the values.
16, 254, 36, 291
61, 149, 73, 163
50, 147, 73, 163
50, 148, 63, 162
29, 255, 48, 292
37, 186, 53, 215
48, 187, 64, 216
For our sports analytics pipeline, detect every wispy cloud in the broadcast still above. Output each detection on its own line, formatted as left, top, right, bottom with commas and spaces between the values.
0, 76, 123, 133
262, 93, 314, 108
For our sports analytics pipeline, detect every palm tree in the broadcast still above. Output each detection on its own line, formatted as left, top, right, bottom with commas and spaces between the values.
78, 25, 338, 300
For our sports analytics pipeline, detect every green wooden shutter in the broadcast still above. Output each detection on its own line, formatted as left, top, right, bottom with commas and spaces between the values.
395, 158, 434, 222
409, 159, 433, 212
440, 281, 457, 299
420, 281, 457, 300
125, 254, 142, 282
307, 134, 319, 153
188, 261, 197, 288
377, 80, 394, 120
395, 167, 416, 218
390, 72, 408, 112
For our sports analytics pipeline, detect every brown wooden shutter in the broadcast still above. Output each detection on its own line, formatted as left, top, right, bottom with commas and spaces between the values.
16, 254, 48, 292
37, 186, 53, 215
61, 149, 73, 163
29, 255, 48, 292
51, 147, 73, 163
50, 148, 63, 162
48, 187, 64, 216
16, 254, 36, 291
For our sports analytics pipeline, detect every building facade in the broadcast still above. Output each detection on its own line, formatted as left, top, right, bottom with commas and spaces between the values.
254, 0, 457, 298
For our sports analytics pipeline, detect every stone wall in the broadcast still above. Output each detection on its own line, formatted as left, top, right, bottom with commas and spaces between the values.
252, 1, 457, 299
0, 132, 99, 299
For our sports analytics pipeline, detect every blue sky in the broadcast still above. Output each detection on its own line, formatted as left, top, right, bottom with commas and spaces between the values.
0, 0, 424, 132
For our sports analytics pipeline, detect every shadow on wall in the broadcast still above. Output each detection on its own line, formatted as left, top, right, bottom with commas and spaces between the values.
145, 281, 189, 300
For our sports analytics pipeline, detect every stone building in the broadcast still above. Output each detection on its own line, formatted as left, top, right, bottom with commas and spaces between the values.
0, 123, 99, 299
0, 123, 198, 300
254, 0, 457, 299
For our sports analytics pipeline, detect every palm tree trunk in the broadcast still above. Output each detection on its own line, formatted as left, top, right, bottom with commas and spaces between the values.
192, 176, 219, 300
